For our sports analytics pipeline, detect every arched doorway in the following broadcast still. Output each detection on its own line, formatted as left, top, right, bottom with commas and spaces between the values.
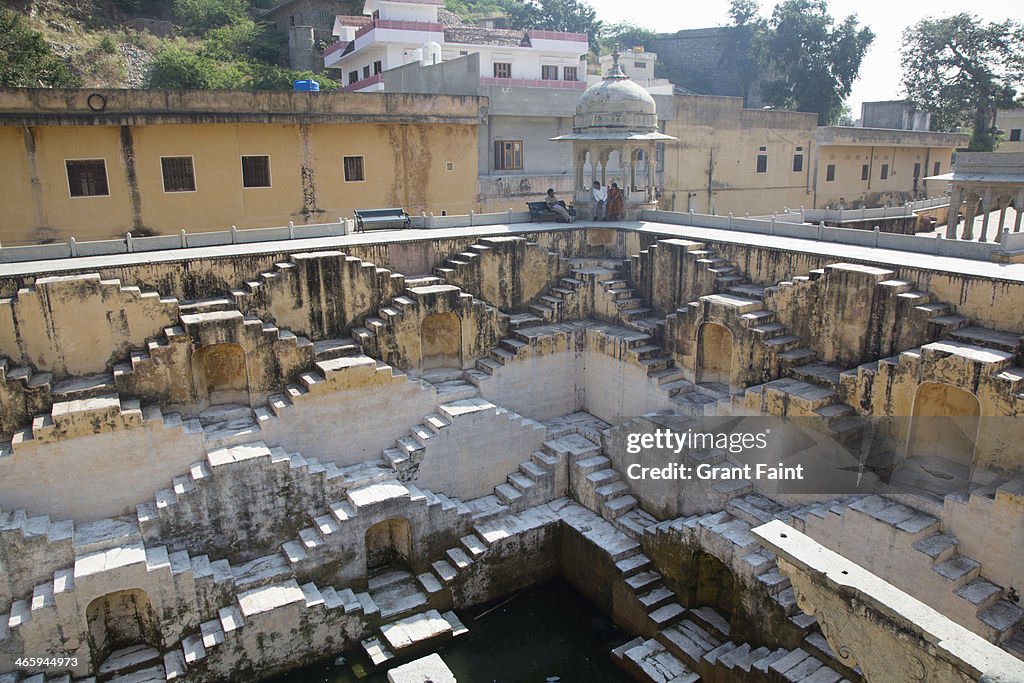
697, 323, 733, 386
365, 518, 413, 573
421, 312, 462, 370
193, 343, 249, 405
86, 589, 160, 670
907, 382, 980, 468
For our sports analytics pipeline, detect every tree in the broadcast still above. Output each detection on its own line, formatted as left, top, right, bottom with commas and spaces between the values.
0, 9, 79, 87
145, 42, 221, 89
900, 14, 1024, 151
756, 0, 873, 125
599, 22, 656, 54
499, 0, 602, 52
201, 17, 283, 63
173, 0, 249, 34
444, 0, 505, 22
720, 0, 766, 107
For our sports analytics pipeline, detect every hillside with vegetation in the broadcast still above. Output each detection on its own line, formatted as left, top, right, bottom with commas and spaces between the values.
0, 0, 361, 90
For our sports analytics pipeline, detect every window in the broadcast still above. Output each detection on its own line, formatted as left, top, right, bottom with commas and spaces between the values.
459, 50, 468, 56
861, 164, 869, 181
792, 152, 803, 173
913, 162, 921, 179
493, 62, 511, 78
343, 156, 365, 182
880, 164, 889, 180
933, 161, 941, 176
241, 155, 271, 188
373, 60, 382, 75
1010, 128, 1022, 141
634, 61, 647, 68
755, 146, 767, 173
563, 65, 578, 81
826, 164, 836, 182
66, 160, 109, 197
348, 70, 358, 85
494, 140, 523, 170
160, 156, 196, 193
363, 65, 370, 79
541, 65, 558, 80
445, 161, 455, 172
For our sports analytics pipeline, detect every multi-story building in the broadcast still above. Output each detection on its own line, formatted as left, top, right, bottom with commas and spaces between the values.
323, 0, 588, 94
998, 109, 1024, 153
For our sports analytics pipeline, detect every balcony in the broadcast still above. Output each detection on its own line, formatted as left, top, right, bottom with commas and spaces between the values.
480, 77, 586, 91
355, 18, 444, 39
341, 73, 384, 93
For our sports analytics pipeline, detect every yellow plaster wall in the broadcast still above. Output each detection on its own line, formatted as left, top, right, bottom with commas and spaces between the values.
0, 120, 479, 244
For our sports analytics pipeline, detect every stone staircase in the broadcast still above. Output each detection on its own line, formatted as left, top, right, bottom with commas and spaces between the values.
467, 320, 730, 417
801, 493, 1024, 649
0, 510, 75, 610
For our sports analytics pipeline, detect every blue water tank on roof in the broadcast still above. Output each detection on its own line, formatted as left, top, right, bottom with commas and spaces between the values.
293, 80, 320, 92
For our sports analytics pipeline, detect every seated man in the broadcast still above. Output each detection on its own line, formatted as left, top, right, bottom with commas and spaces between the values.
545, 188, 575, 223
592, 181, 607, 220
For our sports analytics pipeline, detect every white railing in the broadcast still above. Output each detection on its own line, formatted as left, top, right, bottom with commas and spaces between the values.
796, 195, 951, 224
2, 207, 1018, 266
642, 208, 1018, 262
0, 211, 537, 264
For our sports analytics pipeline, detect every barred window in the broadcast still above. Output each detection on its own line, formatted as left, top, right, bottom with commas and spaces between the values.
373, 60, 382, 75
755, 147, 767, 173
861, 164, 869, 181
66, 159, 109, 197
160, 156, 196, 192
241, 155, 271, 188
880, 164, 889, 180
493, 62, 511, 78
563, 66, 578, 81
541, 65, 558, 80
826, 164, 836, 182
344, 156, 365, 182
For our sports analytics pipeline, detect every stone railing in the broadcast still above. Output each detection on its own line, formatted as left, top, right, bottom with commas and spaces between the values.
4, 207, 1023, 266
796, 195, 951, 224
642, 208, 1024, 261
751, 520, 1024, 683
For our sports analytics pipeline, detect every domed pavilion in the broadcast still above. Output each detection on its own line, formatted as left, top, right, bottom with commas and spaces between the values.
552, 49, 677, 220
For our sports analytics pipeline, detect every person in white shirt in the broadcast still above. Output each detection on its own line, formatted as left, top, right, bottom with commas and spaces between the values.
592, 181, 607, 220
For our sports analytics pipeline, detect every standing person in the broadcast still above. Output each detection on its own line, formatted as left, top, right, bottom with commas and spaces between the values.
592, 181, 607, 220
606, 182, 624, 221
545, 188, 575, 223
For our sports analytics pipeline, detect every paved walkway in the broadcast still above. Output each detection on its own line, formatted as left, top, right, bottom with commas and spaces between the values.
3, 220, 1024, 283
917, 207, 1022, 243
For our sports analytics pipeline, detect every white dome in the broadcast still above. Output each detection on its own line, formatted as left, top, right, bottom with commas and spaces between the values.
573, 56, 658, 133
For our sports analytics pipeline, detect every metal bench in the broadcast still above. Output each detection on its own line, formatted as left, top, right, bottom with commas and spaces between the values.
527, 201, 576, 223
353, 207, 411, 233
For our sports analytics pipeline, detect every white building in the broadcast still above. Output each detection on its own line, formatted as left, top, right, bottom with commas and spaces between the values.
324, 0, 588, 93
593, 47, 673, 96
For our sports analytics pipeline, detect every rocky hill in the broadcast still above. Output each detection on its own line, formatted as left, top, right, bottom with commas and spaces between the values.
3, 0, 362, 89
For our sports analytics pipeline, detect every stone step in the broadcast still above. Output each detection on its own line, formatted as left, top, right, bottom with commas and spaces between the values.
619, 637, 700, 683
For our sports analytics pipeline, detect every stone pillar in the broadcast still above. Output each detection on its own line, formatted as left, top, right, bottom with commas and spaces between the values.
945, 184, 961, 239
574, 147, 585, 195
979, 188, 993, 243
998, 201, 1008, 232
962, 191, 977, 240
1016, 190, 1024, 232
599, 149, 610, 187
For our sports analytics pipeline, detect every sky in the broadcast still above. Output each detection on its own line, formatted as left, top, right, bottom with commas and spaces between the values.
583, 0, 1021, 117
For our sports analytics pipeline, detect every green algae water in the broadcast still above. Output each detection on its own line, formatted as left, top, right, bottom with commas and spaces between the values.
269, 579, 632, 682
